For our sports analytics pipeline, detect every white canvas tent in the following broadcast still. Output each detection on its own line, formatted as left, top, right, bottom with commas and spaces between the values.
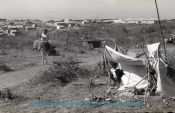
157, 52, 175, 98
147, 43, 175, 98
105, 43, 175, 98
105, 45, 148, 90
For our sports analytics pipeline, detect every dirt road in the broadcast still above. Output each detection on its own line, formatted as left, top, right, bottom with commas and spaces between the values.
0, 65, 50, 89
0, 52, 103, 89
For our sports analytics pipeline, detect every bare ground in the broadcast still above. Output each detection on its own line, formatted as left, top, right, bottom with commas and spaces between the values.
0, 49, 175, 112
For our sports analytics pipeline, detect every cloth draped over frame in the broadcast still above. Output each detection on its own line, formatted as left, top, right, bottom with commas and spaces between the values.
105, 45, 148, 90
105, 43, 175, 98
147, 42, 175, 98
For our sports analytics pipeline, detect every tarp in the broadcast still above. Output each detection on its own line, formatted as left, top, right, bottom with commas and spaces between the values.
156, 53, 175, 98
147, 42, 175, 98
105, 43, 175, 98
105, 45, 148, 90
147, 43, 160, 58
156, 59, 175, 98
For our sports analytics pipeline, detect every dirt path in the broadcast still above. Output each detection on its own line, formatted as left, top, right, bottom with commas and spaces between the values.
77, 53, 103, 69
0, 52, 103, 89
0, 65, 51, 89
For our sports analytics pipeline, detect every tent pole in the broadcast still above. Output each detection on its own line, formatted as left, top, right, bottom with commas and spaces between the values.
154, 0, 168, 63
144, 65, 150, 104
132, 74, 148, 88
103, 50, 111, 87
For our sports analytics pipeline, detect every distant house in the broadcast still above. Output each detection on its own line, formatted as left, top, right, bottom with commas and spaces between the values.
24, 20, 37, 31
113, 19, 126, 24
101, 19, 114, 24
125, 19, 140, 24
140, 20, 154, 24
0, 28, 8, 37
47, 19, 82, 30
72, 19, 85, 26
0, 19, 7, 26
0, 28, 4, 35
5, 24, 24, 36
56, 23, 68, 29
47, 19, 66, 28
0, 19, 7, 22
0, 19, 7, 23
13, 20, 25, 25
25, 25, 37, 31
7, 24, 23, 29
46, 20, 55, 26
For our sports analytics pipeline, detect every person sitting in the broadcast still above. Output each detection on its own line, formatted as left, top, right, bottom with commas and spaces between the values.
110, 62, 124, 86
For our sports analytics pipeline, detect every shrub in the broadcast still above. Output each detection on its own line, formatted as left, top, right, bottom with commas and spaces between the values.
0, 88, 15, 100
0, 64, 14, 72
34, 57, 91, 85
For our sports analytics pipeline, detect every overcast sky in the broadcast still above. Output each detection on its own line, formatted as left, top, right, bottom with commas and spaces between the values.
0, 0, 174, 20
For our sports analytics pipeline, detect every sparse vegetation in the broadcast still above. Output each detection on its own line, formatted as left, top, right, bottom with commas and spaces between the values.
1, 20, 175, 112
34, 57, 91, 85
0, 88, 15, 100
0, 63, 14, 72
159, 44, 175, 69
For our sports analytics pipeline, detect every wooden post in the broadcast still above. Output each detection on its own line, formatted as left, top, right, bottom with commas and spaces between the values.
66, 30, 69, 50
155, 0, 167, 62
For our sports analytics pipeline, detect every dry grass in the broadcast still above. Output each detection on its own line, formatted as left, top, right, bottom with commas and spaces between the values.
159, 44, 175, 69
33, 57, 91, 85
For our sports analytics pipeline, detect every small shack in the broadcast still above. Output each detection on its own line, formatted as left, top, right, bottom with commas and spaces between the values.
82, 39, 102, 49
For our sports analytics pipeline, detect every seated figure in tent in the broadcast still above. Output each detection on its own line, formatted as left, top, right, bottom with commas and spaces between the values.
108, 43, 125, 86
110, 62, 124, 86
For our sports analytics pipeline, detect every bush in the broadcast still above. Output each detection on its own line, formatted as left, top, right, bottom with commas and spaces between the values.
34, 57, 91, 85
0, 88, 15, 100
0, 64, 14, 72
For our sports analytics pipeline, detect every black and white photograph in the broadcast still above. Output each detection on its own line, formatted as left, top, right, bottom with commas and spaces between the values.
0, 0, 175, 112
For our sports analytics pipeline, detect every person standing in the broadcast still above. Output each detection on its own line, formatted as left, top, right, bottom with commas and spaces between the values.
39, 29, 50, 65
41, 29, 49, 41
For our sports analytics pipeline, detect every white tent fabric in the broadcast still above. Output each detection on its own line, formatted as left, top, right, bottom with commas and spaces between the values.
147, 43, 160, 73
147, 43, 160, 58
105, 45, 148, 90
105, 46, 144, 66
105, 43, 175, 98
157, 55, 175, 98
147, 43, 175, 98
